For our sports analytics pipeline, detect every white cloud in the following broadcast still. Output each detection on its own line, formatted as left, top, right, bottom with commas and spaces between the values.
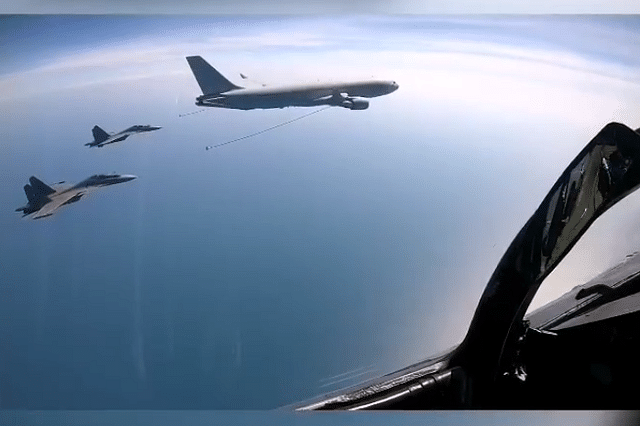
3, 29, 639, 102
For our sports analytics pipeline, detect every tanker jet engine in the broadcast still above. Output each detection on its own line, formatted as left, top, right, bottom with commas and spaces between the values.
85, 125, 161, 147
186, 56, 398, 111
15, 174, 137, 219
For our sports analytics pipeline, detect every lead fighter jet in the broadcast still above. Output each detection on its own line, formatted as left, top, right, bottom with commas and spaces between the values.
291, 122, 640, 410
186, 56, 398, 110
16, 174, 137, 219
85, 125, 161, 148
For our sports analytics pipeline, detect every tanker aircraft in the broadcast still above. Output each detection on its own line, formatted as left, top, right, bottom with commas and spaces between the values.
186, 56, 398, 111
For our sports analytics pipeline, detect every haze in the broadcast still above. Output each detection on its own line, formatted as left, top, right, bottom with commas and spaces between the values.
1, 15, 640, 410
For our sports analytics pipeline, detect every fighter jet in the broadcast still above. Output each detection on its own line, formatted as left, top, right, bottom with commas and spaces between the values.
85, 125, 161, 148
15, 174, 137, 219
186, 56, 399, 111
291, 122, 640, 410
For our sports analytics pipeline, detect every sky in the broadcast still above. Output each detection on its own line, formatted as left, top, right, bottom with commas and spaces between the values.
1, 15, 640, 413
1, 0, 640, 14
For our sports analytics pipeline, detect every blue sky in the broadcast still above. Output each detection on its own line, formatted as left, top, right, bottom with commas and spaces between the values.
1, 15, 640, 410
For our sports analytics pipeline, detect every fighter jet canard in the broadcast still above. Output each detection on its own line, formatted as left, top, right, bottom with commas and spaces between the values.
85, 124, 162, 148
186, 56, 399, 110
16, 174, 137, 219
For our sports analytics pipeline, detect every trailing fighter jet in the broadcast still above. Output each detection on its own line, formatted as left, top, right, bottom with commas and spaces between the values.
185, 56, 399, 110
15, 174, 137, 219
85, 125, 161, 148
290, 122, 640, 410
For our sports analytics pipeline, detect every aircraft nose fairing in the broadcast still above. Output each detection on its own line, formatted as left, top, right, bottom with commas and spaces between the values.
97, 174, 137, 185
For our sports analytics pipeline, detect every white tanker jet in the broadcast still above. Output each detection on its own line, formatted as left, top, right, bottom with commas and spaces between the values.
186, 56, 398, 111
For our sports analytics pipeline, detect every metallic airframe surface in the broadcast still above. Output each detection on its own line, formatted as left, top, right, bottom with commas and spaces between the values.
15, 174, 137, 219
85, 125, 161, 148
186, 56, 399, 110
291, 122, 640, 410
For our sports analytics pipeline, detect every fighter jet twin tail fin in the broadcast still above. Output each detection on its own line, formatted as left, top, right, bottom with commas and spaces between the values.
89, 126, 110, 145
23, 176, 55, 205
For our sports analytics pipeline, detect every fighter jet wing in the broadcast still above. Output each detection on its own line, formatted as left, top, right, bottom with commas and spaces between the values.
97, 134, 131, 147
526, 251, 640, 331
31, 190, 85, 219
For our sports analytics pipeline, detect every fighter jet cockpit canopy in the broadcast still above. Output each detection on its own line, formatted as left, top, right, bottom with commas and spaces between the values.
293, 122, 640, 410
